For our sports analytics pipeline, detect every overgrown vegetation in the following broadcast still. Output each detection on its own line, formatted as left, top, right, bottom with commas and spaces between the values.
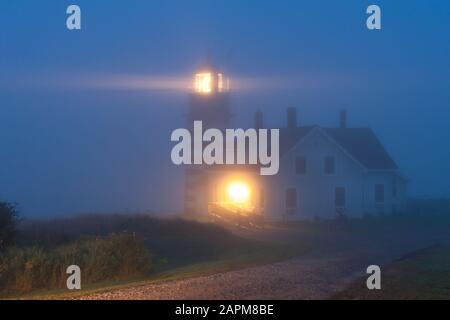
5, 197, 447, 298
0, 233, 151, 295
0, 202, 19, 250
16, 214, 255, 269
0, 213, 284, 297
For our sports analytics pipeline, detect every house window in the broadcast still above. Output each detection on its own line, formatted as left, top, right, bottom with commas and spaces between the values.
285, 188, 297, 210
324, 156, 335, 175
295, 156, 306, 174
375, 184, 385, 203
335, 187, 346, 208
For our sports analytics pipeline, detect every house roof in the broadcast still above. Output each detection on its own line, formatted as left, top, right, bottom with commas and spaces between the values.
280, 126, 398, 170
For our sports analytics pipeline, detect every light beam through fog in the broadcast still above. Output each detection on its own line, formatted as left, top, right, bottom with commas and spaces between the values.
0, 70, 350, 94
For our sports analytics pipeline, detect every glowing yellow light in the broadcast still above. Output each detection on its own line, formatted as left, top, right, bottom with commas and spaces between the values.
227, 182, 250, 204
218, 73, 223, 92
195, 73, 212, 93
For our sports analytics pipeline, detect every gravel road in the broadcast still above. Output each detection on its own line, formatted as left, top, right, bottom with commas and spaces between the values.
80, 254, 367, 300
79, 225, 445, 300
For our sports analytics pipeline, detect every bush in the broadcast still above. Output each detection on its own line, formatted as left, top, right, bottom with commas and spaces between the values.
0, 202, 19, 250
18, 214, 237, 268
0, 233, 152, 295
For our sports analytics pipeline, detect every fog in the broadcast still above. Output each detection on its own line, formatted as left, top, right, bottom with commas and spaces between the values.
1, 1, 449, 216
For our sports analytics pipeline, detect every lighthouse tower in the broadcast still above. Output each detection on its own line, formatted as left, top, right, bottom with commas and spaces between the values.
184, 66, 232, 215
188, 67, 231, 130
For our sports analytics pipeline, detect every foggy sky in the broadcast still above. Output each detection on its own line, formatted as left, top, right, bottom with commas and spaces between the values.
1, 1, 449, 217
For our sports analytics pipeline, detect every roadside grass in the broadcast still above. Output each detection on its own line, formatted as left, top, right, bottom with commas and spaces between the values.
2, 213, 303, 300
270, 214, 450, 246
332, 245, 450, 300
0, 233, 151, 297
11, 240, 298, 300
6, 212, 450, 300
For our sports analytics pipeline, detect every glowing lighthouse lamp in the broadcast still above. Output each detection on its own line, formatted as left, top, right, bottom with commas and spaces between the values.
194, 72, 229, 94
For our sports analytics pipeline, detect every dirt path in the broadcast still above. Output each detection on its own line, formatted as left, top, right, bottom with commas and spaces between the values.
79, 245, 409, 300
80, 254, 367, 300
79, 225, 449, 300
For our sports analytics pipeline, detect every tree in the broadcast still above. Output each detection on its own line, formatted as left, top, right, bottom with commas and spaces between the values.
0, 202, 19, 250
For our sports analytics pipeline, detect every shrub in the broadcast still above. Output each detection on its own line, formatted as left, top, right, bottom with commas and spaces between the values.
0, 202, 19, 250
0, 233, 152, 295
18, 214, 237, 267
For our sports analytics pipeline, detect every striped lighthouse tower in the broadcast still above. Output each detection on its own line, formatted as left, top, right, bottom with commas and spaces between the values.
184, 66, 231, 216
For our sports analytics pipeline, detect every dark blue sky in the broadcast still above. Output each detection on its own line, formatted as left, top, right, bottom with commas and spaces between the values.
1, 1, 449, 216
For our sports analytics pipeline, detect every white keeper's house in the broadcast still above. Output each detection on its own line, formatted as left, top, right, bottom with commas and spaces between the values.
262, 108, 408, 221
183, 67, 408, 221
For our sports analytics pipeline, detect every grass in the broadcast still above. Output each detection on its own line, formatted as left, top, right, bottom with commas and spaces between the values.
333, 245, 450, 300
1, 214, 302, 299
0, 233, 152, 297
7, 210, 450, 300
12, 241, 297, 300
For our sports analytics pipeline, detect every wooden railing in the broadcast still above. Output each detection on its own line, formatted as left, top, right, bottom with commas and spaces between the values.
208, 202, 265, 228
